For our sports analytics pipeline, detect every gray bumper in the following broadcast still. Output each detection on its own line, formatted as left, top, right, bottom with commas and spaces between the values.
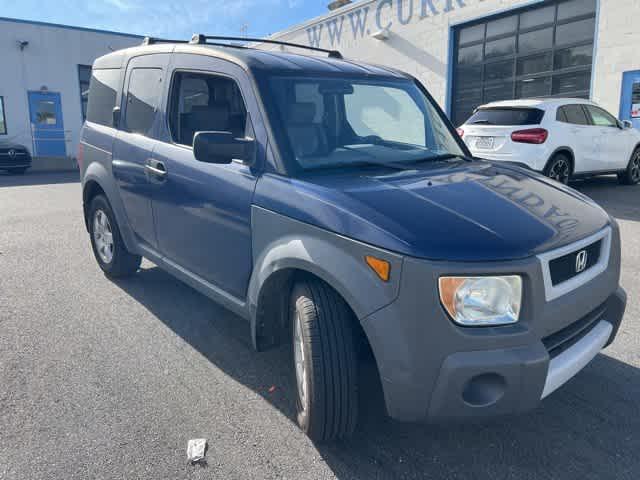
361, 226, 626, 423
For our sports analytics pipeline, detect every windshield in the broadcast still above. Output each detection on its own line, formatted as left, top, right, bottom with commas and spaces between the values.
264, 76, 465, 172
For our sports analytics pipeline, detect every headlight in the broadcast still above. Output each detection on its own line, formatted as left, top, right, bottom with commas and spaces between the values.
438, 276, 522, 327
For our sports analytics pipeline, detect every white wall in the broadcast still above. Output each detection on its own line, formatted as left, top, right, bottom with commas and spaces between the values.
0, 19, 139, 159
592, 0, 640, 115
265, 0, 640, 119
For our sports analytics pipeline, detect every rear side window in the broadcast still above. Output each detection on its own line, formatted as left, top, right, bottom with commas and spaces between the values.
557, 105, 590, 125
86, 69, 121, 127
124, 68, 163, 135
466, 108, 544, 126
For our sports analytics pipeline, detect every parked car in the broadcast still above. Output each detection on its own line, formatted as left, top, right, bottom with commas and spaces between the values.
458, 98, 640, 185
0, 142, 31, 174
80, 36, 626, 442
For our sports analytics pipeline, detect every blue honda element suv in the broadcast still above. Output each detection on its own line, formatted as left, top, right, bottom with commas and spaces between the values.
79, 35, 627, 441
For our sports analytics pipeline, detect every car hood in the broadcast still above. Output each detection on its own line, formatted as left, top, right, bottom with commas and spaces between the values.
254, 160, 610, 261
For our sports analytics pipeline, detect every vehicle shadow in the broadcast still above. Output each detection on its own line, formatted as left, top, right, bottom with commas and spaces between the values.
113, 265, 640, 480
0, 170, 79, 187
571, 175, 640, 223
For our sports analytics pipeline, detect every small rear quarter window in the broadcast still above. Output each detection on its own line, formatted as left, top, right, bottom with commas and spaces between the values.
86, 68, 121, 127
466, 108, 545, 126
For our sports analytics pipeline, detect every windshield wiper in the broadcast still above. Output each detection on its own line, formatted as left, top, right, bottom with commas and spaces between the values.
404, 153, 466, 164
470, 120, 494, 125
352, 160, 410, 171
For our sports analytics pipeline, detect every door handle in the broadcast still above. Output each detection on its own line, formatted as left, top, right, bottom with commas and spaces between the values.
145, 161, 167, 178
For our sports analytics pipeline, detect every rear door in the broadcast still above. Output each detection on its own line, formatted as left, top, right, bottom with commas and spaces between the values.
462, 107, 545, 158
556, 104, 594, 173
112, 54, 169, 249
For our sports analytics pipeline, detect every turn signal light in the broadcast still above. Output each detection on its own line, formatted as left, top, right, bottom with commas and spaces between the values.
511, 128, 548, 144
365, 256, 390, 282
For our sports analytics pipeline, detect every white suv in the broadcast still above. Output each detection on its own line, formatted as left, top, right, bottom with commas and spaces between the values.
459, 98, 640, 185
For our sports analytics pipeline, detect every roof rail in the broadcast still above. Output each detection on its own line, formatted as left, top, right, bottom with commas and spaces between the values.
189, 34, 343, 59
141, 36, 189, 46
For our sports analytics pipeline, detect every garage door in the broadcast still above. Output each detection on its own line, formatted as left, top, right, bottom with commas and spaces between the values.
451, 0, 596, 126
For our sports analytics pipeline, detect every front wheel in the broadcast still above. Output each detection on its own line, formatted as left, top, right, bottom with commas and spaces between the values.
618, 148, 640, 185
544, 154, 572, 185
290, 279, 359, 442
88, 195, 141, 277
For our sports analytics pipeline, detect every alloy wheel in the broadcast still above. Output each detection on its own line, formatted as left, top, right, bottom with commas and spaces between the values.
631, 152, 640, 183
293, 309, 308, 413
93, 209, 114, 264
549, 158, 570, 184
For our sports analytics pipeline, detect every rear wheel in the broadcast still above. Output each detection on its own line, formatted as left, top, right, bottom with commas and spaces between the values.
618, 148, 640, 185
88, 195, 141, 277
544, 153, 572, 185
290, 278, 358, 442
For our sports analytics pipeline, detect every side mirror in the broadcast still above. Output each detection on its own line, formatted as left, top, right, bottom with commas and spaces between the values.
112, 106, 121, 128
622, 120, 633, 129
193, 131, 255, 165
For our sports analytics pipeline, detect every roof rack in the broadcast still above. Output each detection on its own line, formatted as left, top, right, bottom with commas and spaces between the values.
141, 36, 189, 46
189, 34, 343, 59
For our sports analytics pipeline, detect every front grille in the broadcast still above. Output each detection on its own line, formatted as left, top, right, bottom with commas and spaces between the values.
0, 150, 28, 156
548, 240, 602, 286
542, 304, 605, 358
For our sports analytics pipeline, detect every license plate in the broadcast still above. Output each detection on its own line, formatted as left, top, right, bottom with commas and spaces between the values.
475, 137, 495, 150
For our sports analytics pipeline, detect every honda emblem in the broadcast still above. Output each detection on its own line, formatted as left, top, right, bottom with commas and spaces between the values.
575, 250, 588, 273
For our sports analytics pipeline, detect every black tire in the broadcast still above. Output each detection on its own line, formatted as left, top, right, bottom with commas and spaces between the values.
88, 195, 141, 277
617, 147, 640, 185
544, 153, 572, 185
290, 278, 358, 442
8, 168, 27, 175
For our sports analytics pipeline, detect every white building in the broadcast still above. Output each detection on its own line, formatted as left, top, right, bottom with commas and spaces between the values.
0, 17, 140, 169
264, 0, 640, 128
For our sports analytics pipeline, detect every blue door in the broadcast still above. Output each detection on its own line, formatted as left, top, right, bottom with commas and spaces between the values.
619, 70, 640, 130
28, 91, 66, 157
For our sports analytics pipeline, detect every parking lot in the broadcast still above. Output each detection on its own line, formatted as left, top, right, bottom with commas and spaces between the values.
0, 171, 638, 480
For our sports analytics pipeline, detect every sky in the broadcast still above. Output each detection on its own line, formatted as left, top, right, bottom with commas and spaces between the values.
0, 0, 338, 39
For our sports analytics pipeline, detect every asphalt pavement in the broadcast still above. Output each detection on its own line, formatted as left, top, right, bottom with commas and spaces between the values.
0, 171, 639, 479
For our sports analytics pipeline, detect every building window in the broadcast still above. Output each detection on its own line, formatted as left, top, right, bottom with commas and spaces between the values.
78, 65, 92, 121
451, 0, 596, 125
0, 97, 6, 135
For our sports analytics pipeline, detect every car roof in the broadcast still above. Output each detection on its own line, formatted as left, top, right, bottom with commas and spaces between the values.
477, 98, 596, 110
92, 43, 411, 80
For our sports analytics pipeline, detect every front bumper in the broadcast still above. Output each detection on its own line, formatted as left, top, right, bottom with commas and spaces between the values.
361, 225, 626, 423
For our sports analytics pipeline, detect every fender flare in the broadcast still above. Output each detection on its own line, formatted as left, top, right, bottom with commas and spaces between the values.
82, 162, 139, 255
545, 147, 575, 173
246, 207, 403, 350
